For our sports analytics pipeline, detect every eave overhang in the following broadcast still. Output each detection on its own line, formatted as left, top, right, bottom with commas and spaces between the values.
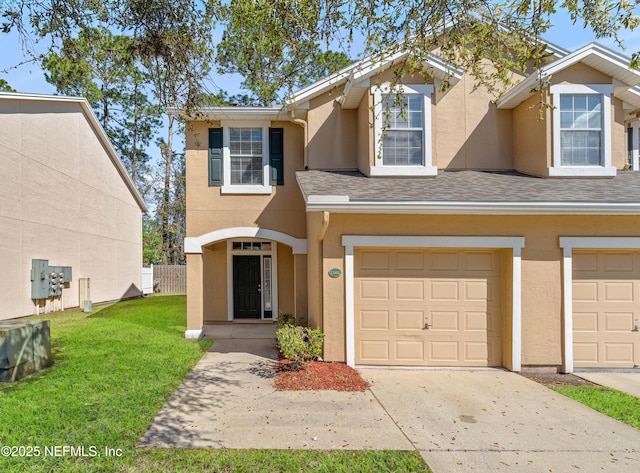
497, 43, 640, 110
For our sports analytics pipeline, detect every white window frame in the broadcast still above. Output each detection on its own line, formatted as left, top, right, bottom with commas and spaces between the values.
221, 120, 273, 194
371, 84, 437, 176
549, 84, 616, 177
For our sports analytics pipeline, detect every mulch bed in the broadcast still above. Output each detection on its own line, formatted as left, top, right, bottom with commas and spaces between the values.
519, 372, 598, 387
274, 359, 370, 392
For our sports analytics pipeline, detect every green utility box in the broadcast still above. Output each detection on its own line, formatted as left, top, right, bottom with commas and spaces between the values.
0, 319, 51, 382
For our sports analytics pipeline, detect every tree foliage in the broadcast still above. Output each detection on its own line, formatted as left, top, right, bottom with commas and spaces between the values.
2, 0, 639, 265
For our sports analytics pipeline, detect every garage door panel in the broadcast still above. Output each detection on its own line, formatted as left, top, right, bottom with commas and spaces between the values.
573, 251, 640, 368
574, 312, 598, 331
395, 280, 425, 300
465, 311, 488, 331
360, 250, 390, 270
360, 280, 389, 300
604, 312, 633, 331
605, 343, 634, 363
430, 311, 459, 330
464, 251, 495, 271
430, 252, 460, 271
429, 280, 460, 300
395, 310, 424, 330
604, 282, 634, 302
574, 342, 599, 363
573, 281, 598, 301
396, 251, 425, 270
355, 249, 503, 367
465, 341, 488, 361
360, 310, 389, 330
603, 252, 634, 272
360, 340, 390, 362
396, 340, 424, 361
430, 341, 459, 361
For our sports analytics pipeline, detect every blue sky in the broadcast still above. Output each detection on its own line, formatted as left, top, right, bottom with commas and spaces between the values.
1, 10, 639, 96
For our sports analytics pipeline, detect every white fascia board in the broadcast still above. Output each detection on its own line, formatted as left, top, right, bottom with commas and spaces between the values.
0, 92, 148, 212
498, 42, 640, 109
342, 235, 525, 250
559, 236, 640, 249
180, 106, 291, 122
305, 200, 640, 214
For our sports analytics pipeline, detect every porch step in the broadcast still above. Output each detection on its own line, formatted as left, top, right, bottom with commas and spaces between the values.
203, 323, 277, 339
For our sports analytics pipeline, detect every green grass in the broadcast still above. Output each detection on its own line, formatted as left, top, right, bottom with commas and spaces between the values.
552, 385, 640, 429
0, 295, 428, 472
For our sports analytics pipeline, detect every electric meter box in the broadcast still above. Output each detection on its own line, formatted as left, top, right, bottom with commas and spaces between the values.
0, 319, 51, 382
30, 259, 72, 299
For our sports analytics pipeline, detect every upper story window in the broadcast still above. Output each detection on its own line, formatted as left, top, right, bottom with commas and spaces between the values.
230, 128, 263, 185
559, 94, 602, 166
372, 84, 437, 176
550, 84, 615, 177
382, 94, 423, 166
208, 123, 284, 193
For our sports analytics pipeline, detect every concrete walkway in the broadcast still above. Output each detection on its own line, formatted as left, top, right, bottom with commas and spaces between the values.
137, 326, 411, 450
575, 372, 640, 398
139, 328, 640, 472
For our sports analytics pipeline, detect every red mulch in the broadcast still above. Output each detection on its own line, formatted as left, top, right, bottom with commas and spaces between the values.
274, 359, 370, 391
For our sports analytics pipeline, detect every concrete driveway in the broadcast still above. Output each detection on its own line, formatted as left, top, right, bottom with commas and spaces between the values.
138, 326, 640, 472
361, 368, 640, 472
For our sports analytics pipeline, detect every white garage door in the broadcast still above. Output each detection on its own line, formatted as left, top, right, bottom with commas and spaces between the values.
573, 251, 640, 368
354, 248, 503, 366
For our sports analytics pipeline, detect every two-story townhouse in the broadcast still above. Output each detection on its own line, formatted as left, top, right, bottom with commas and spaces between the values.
183, 41, 640, 373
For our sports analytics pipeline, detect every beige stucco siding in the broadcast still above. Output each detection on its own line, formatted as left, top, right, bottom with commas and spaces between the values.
312, 213, 640, 368
185, 120, 307, 240
307, 92, 358, 170
513, 92, 551, 176
434, 74, 514, 170
0, 98, 144, 320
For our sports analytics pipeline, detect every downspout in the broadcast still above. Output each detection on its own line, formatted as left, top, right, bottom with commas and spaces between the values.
291, 117, 309, 169
318, 211, 330, 242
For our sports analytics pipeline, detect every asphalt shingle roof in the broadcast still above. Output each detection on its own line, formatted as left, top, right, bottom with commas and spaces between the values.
296, 170, 640, 203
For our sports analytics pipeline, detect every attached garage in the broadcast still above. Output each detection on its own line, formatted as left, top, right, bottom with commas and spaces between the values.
343, 236, 525, 370
573, 250, 640, 369
355, 249, 503, 366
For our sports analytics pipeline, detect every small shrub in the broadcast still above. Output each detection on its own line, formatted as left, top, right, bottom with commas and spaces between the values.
276, 325, 324, 369
277, 312, 298, 328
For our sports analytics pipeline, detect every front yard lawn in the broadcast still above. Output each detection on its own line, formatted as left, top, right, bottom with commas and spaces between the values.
551, 385, 640, 430
0, 295, 427, 472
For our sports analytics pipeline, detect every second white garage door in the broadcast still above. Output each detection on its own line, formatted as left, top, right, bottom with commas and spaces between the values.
573, 251, 640, 368
354, 248, 503, 366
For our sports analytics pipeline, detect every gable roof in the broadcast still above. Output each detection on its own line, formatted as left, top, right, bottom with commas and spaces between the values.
0, 92, 148, 211
286, 36, 568, 110
287, 49, 465, 110
497, 43, 640, 109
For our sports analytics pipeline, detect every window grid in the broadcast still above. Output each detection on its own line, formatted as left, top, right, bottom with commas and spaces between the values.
230, 128, 263, 185
382, 94, 423, 166
559, 94, 602, 166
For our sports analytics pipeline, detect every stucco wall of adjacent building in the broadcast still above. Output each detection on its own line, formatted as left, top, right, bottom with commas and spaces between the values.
0, 96, 144, 321
308, 213, 640, 368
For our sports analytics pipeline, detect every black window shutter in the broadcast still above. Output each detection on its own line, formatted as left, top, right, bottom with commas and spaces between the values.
269, 127, 284, 186
208, 127, 223, 186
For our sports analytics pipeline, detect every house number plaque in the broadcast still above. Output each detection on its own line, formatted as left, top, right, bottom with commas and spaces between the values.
328, 268, 342, 278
